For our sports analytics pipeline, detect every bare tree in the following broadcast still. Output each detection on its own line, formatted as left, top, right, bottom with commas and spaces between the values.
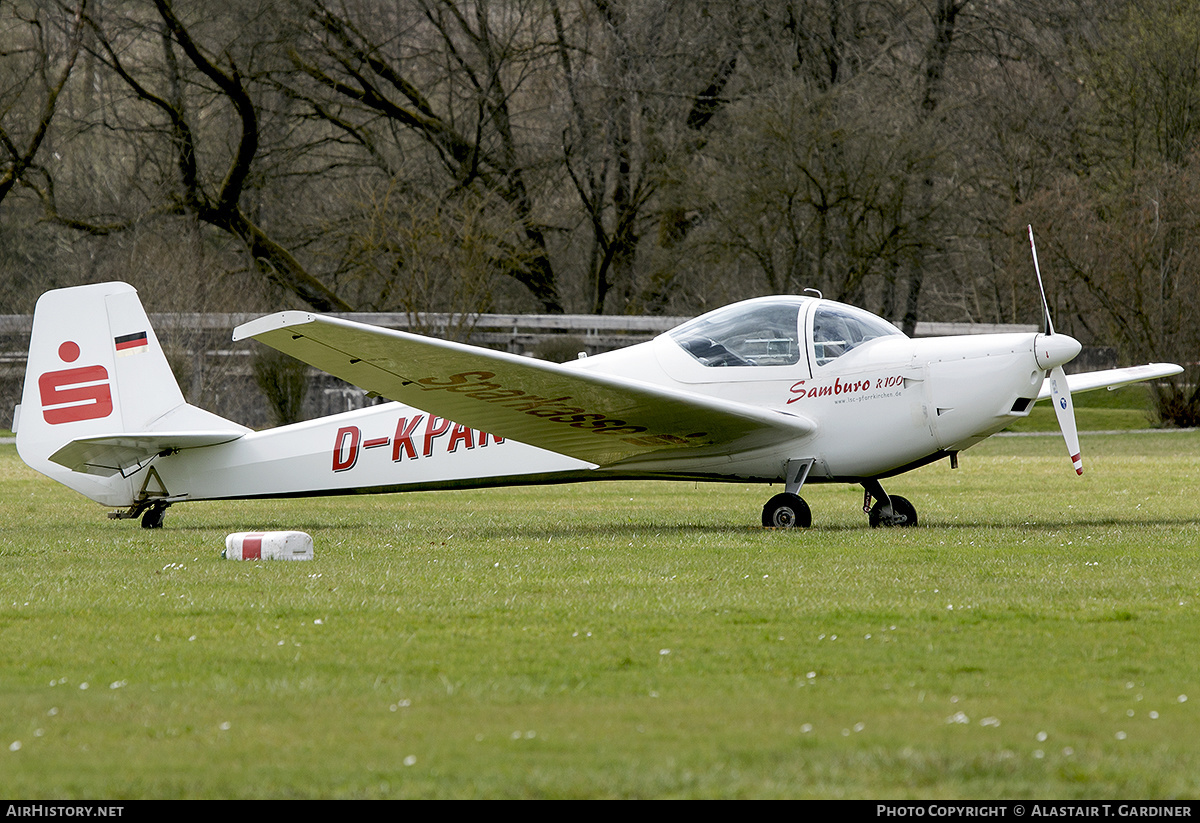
0, 0, 1191, 419
684, 72, 937, 308
26, 0, 351, 311
0, 0, 86, 208
325, 173, 519, 333
283, 0, 564, 312
551, 0, 758, 314
659, 1, 959, 317
1015, 1, 1200, 426
1019, 166, 1200, 425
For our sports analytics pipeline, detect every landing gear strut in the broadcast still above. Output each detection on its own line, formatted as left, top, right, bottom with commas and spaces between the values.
862, 479, 917, 528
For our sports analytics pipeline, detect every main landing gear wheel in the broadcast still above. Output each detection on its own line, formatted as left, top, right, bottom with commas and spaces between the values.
868, 495, 918, 528
762, 493, 812, 529
141, 502, 169, 530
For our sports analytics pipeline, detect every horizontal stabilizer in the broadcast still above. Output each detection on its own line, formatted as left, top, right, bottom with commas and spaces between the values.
50, 430, 246, 477
235, 312, 816, 467
1037, 363, 1183, 401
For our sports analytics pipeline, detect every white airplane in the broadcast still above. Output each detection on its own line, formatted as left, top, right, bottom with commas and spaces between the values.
14, 244, 1182, 530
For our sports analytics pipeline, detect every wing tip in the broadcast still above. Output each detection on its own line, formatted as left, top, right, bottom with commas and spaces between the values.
232, 311, 317, 342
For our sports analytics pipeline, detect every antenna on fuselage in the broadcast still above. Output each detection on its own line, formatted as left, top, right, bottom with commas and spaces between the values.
803, 288, 823, 299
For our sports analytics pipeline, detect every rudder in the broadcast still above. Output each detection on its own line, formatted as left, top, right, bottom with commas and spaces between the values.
15, 282, 241, 508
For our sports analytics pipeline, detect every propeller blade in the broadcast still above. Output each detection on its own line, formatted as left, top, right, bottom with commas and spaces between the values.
1029, 227, 1080, 474
1049, 364, 1083, 475
1027, 225, 1055, 336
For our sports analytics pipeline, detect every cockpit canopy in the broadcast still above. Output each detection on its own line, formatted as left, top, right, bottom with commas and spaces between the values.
668, 297, 904, 369
810, 302, 905, 366
669, 300, 802, 367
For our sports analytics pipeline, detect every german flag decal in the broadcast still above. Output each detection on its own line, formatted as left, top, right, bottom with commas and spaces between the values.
114, 331, 149, 356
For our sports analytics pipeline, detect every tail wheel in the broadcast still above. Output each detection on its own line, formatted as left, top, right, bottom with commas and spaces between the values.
868, 495, 918, 528
762, 493, 812, 529
140, 503, 169, 529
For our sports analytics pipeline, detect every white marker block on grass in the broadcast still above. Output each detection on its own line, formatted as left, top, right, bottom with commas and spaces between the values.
224, 531, 313, 561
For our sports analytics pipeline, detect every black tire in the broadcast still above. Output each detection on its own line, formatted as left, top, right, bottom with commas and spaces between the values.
141, 504, 168, 529
868, 495, 917, 528
761, 493, 812, 529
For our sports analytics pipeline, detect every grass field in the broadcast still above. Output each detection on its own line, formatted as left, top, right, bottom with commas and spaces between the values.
2, 420, 1198, 798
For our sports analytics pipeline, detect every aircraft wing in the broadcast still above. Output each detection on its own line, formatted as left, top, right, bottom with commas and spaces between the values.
49, 431, 247, 477
1037, 363, 1183, 401
234, 312, 816, 467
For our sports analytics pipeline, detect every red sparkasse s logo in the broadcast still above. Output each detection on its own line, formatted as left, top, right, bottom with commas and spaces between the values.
38, 340, 114, 424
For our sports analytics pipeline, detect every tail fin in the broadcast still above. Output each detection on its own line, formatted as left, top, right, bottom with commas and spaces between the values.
15, 282, 246, 508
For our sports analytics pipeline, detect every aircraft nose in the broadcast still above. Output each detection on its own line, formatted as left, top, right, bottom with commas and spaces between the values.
1034, 333, 1082, 370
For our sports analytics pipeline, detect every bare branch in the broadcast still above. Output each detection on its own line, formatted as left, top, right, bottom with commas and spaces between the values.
0, 0, 87, 206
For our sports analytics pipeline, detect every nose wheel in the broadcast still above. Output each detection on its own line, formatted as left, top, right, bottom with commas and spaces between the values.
867, 495, 917, 527
863, 480, 918, 528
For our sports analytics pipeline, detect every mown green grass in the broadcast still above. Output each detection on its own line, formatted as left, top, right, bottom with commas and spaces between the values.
2, 430, 1199, 799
